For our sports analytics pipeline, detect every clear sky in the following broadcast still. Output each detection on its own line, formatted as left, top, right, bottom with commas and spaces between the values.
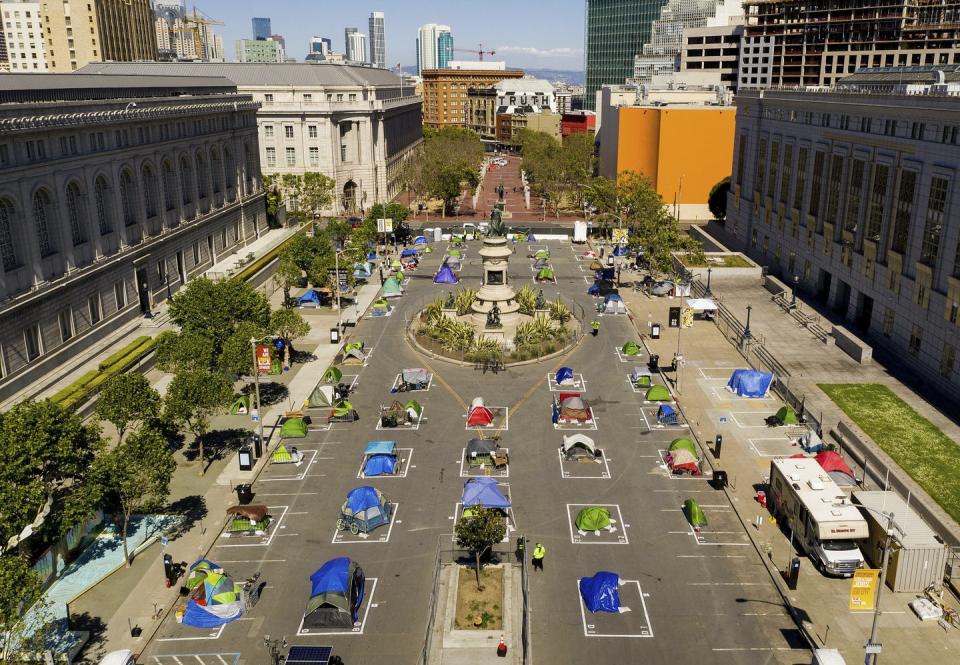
194, 0, 586, 70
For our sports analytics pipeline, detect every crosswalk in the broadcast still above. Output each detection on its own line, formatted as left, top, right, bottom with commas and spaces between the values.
151, 653, 240, 665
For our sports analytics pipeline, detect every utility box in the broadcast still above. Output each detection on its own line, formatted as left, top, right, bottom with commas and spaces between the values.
852, 491, 948, 592
651, 323, 661, 339
668, 306, 681, 328
238, 448, 253, 472
330, 327, 340, 344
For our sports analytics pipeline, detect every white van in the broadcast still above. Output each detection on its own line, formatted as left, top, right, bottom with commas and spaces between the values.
99, 651, 136, 665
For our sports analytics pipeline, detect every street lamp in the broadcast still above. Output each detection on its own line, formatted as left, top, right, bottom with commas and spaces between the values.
249, 334, 273, 452
743, 304, 753, 340
705, 267, 713, 296
263, 634, 287, 665
791, 275, 799, 306
857, 508, 900, 665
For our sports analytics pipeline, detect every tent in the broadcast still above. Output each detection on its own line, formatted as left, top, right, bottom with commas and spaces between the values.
323, 367, 343, 384
815, 451, 857, 486
579, 571, 622, 613
180, 559, 243, 628
400, 368, 430, 389
726, 369, 774, 398
683, 498, 708, 530
371, 298, 391, 316
650, 281, 674, 296
536, 267, 555, 282
534, 249, 550, 260
271, 443, 303, 464
603, 293, 626, 314
304, 558, 365, 629
434, 264, 458, 284
298, 289, 322, 307
467, 397, 495, 427
390, 258, 403, 269
340, 486, 392, 533
405, 400, 423, 420
461, 477, 511, 509
342, 346, 366, 364
396, 269, 406, 282
465, 438, 499, 466
401, 248, 418, 257
306, 384, 335, 408
230, 395, 250, 415
586, 283, 601, 296
533, 257, 550, 269
589, 259, 604, 271
612, 244, 629, 257
666, 438, 701, 475
345, 341, 364, 352
444, 255, 462, 270
771, 405, 799, 426
353, 262, 372, 280
382, 276, 403, 298
656, 404, 679, 426
622, 341, 642, 356
561, 434, 600, 461
555, 367, 576, 386
330, 400, 358, 422
554, 392, 591, 423
280, 417, 308, 438
597, 267, 616, 281
630, 366, 652, 388
448, 248, 462, 258
582, 250, 598, 259
413, 235, 427, 245
685, 298, 718, 313
362, 440, 398, 476
576, 506, 611, 531
645, 385, 672, 402
225, 505, 271, 535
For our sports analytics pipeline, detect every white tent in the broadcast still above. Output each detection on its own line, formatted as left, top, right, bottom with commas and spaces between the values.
685, 298, 718, 312
561, 433, 596, 456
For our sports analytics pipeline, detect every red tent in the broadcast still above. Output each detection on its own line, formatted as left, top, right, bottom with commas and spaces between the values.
467, 397, 494, 426
815, 451, 857, 486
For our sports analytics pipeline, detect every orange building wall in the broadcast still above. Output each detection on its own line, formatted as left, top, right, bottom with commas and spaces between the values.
616, 107, 736, 205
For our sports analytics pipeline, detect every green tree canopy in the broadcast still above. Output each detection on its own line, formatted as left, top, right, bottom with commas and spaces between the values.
300, 172, 336, 215
218, 321, 267, 378
154, 330, 215, 374
95, 372, 161, 443
708, 176, 731, 222
0, 554, 48, 658
270, 308, 310, 368
405, 127, 484, 215
164, 370, 233, 475
519, 129, 595, 217
168, 278, 270, 353
454, 507, 507, 589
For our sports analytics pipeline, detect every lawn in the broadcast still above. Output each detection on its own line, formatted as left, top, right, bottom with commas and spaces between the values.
681, 253, 755, 268
818, 383, 960, 523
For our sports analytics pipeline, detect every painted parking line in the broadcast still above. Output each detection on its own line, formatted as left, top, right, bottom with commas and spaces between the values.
259, 450, 319, 482
566, 503, 629, 544
697, 366, 739, 379
216, 505, 289, 548
357, 448, 413, 479
547, 372, 587, 392
614, 348, 646, 363
341, 346, 374, 368
557, 447, 610, 479
552, 407, 598, 431
655, 450, 709, 481
708, 386, 777, 403
155, 624, 226, 642
296, 578, 378, 636
332, 505, 399, 544
747, 437, 798, 457
151, 654, 240, 665
460, 447, 510, 478
729, 411, 773, 429
576, 579, 653, 638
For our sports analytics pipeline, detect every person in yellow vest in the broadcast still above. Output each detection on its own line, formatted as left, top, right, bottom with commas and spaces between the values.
532, 542, 545, 571
591, 320, 600, 337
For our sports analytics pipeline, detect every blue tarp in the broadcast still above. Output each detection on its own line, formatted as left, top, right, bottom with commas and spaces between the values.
657, 404, 676, 419
364, 441, 396, 456
587, 283, 601, 296
726, 369, 774, 397
613, 244, 629, 256
401, 248, 417, 257
353, 263, 372, 278
311, 557, 351, 595
363, 454, 397, 476
461, 477, 511, 509
414, 235, 427, 244
298, 289, 322, 305
598, 267, 615, 280
367, 252, 378, 260
434, 264, 458, 284
579, 571, 622, 613
556, 367, 574, 384
181, 599, 241, 628
347, 486, 382, 513
604, 293, 623, 303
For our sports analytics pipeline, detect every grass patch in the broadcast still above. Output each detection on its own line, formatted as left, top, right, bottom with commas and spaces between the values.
818, 383, 960, 522
454, 566, 503, 630
681, 253, 754, 268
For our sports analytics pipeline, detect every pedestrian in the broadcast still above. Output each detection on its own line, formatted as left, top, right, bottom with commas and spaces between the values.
591, 319, 600, 337
531, 542, 545, 571
515, 536, 525, 563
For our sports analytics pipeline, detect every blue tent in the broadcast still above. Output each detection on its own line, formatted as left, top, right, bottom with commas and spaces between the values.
367, 252, 378, 261
597, 267, 615, 280
364, 454, 397, 476
613, 244, 630, 256
656, 404, 678, 425
400, 248, 418, 257
555, 367, 575, 385
579, 571, 622, 613
726, 369, 774, 397
364, 441, 396, 455
414, 235, 427, 245
306, 557, 365, 627
353, 263, 372, 279
346, 486, 381, 514
461, 477, 511, 509
434, 264, 458, 284
587, 283, 601, 296
298, 289, 322, 306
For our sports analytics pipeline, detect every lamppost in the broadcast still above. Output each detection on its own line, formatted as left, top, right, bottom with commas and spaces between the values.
263, 634, 287, 665
743, 304, 754, 340
791, 275, 799, 306
858, 509, 899, 665
249, 334, 273, 455
705, 267, 713, 296
333, 248, 349, 335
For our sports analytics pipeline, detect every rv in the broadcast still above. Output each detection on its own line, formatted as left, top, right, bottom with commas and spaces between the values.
768, 458, 867, 577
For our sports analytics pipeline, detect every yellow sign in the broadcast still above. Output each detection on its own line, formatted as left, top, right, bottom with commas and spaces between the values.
612, 228, 628, 244
849, 569, 880, 611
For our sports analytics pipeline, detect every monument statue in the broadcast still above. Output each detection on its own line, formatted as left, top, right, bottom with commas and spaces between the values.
486, 302, 502, 329
535, 289, 546, 310
444, 291, 455, 309
488, 208, 505, 237
496, 183, 505, 201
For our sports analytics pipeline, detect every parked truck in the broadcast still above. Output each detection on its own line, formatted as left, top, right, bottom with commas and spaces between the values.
769, 458, 867, 577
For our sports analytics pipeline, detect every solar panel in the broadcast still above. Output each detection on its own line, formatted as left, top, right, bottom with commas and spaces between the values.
286, 646, 333, 665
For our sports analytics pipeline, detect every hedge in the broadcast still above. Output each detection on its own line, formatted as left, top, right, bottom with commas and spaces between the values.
230, 222, 309, 283
52, 335, 157, 409
97, 335, 153, 371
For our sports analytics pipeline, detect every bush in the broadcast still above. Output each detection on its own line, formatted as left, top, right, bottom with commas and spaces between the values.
98, 336, 152, 371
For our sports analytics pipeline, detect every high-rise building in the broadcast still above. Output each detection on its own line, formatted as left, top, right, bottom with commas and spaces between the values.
269, 34, 288, 61
154, 1, 224, 62
584, 0, 670, 110
252, 17, 271, 41
369, 11, 385, 68
416, 23, 452, 74
40, 0, 157, 72
0, 1, 47, 72
742, 0, 960, 88
236, 38, 282, 63
345, 27, 367, 63
677, 23, 742, 91
309, 36, 332, 56
420, 67, 524, 129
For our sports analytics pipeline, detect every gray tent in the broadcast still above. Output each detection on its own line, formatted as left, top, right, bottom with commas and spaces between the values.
305, 384, 335, 408
561, 433, 600, 461
401, 368, 429, 387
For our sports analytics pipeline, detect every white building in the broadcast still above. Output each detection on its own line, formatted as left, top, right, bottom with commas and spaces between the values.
449, 60, 505, 71
345, 28, 367, 65
738, 34, 774, 89
368, 11, 385, 69
154, 1, 224, 62
416, 23, 451, 73
0, 0, 47, 72
495, 78, 556, 114
309, 36, 332, 57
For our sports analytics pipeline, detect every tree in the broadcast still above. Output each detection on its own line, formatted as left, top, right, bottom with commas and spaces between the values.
708, 176, 731, 222
325, 218, 353, 246
454, 507, 507, 590
406, 127, 484, 216
0, 555, 50, 659
95, 427, 175, 566
168, 278, 270, 353
218, 321, 267, 378
164, 370, 233, 475
270, 308, 310, 368
154, 330, 215, 373
95, 373, 161, 443
301, 172, 336, 216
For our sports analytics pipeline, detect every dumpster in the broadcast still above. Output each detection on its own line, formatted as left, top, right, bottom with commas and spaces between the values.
235, 482, 253, 504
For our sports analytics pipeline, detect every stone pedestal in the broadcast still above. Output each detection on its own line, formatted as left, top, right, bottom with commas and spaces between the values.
471, 236, 519, 327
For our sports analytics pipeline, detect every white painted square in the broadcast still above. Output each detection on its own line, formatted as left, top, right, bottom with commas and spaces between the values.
669, 505, 750, 547
296, 577, 378, 635
367, 306, 395, 319
376, 407, 424, 431
576, 579, 653, 637
357, 448, 412, 479
552, 411, 598, 431
696, 366, 739, 380
547, 372, 586, 392
260, 449, 319, 482
390, 372, 434, 392
638, 405, 690, 430
332, 504, 399, 544
557, 447, 610, 479
729, 411, 773, 429
566, 503, 629, 544
155, 623, 226, 642
614, 348, 645, 363
747, 437, 798, 457
341, 346, 373, 367
460, 447, 510, 478
216, 505, 289, 547
655, 450, 708, 482
464, 406, 509, 431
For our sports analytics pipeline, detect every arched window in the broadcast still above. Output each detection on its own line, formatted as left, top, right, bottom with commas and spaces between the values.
179, 157, 194, 205
162, 160, 177, 211
65, 182, 86, 246
211, 149, 223, 195
224, 148, 236, 198
142, 164, 159, 218
32, 189, 55, 257
0, 198, 18, 271
244, 142, 258, 193
94, 176, 113, 235
196, 152, 208, 199
119, 169, 138, 226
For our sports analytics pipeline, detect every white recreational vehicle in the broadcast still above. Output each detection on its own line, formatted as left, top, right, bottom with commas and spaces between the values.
769, 458, 867, 577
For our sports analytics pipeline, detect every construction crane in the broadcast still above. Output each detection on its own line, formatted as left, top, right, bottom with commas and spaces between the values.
183, 7, 224, 60
453, 43, 496, 61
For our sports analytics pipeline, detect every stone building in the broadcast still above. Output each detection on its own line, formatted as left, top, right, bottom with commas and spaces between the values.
0, 73, 265, 399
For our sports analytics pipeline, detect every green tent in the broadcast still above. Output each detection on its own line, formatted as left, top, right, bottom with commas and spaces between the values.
382, 276, 403, 298
345, 341, 365, 353
575, 506, 611, 531
396, 270, 405, 282
683, 498, 708, 529
622, 341, 641, 356
424, 246, 433, 253
668, 438, 698, 457
391, 258, 402, 269
230, 395, 250, 415
534, 249, 550, 260
372, 298, 390, 315
280, 417, 307, 439
646, 384, 672, 401
323, 367, 343, 384
448, 248, 462, 258
536, 267, 555, 281
272, 444, 294, 463
773, 405, 798, 425
332, 400, 355, 419
270, 355, 283, 375
306, 384, 335, 408
405, 400, 423, 419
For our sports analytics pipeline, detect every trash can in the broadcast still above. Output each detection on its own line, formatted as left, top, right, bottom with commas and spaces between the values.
235, 482, 253, 504
712, 469, 728, 489
251, 433, 263, 458
238, 447, 253, 472
330, 327, 340, 344
651, 323, 661, 339
648, 354, 660, 372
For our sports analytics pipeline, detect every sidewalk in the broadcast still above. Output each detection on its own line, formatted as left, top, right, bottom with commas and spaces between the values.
617, 279, 960, 665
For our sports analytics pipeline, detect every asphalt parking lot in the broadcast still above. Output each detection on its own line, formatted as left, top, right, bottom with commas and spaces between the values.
142, 239, 805, 665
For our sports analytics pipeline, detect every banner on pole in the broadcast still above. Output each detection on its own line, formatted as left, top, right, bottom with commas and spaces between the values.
377, 218, 393, 233
256, 345, 272, 373
849, 568, 880, 610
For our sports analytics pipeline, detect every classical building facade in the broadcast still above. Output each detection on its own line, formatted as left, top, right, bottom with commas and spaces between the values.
79, 62, 423, 216
0, 74, 266, 400
725, 69, 960, 404
421, 68, 523, 129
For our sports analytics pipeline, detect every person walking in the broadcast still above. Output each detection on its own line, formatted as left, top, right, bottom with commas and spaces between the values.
531, 542, 545, 571
591, 319, 600, 337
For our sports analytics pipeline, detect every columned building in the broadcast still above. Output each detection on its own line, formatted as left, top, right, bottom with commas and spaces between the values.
0, 73, 266, 400
79, 62, 423, 216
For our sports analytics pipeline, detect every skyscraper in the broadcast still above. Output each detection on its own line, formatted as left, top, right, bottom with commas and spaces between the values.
438, 31, 453, 69
41, 0, 158, 72
252, 17, 271, 40
368, 11, 385, 68
345, 27, 367, 63
416, 23, 452, 73
584, 0, 669, 109
309, 36, 332, 55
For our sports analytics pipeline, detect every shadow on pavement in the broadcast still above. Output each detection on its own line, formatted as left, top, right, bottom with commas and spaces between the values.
164, 494, 208, 537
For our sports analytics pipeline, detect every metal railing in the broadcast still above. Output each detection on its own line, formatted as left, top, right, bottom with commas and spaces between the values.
419, 538, 443, 665
520, 534, 531, 665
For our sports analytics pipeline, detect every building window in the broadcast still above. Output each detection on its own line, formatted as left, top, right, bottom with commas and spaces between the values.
309, 146, 319, 167
825, 154, 844, 225
779, 144, 793, 205
266, 147, 276, 167
32, 189, 55, 257
843, 160, 866, 233
942, 344, 956, 378
88, 293, 101, 325
65, 182, 86, 246
767, 141, 779, 200
264, 94, 273, 104
866, 164, 888, 242
120, 170, 138, 226
193, 241, 200, 265
162, 161, 177, 211
909, 324, 922, 356
916, 282, 927, 307
882, 307, 895, 337
196, 154, 208, 199
23, 324, 41, 361
284, 125, 294, 139
920, 176, 949, 265
753, 136, 767, 196
58, 309, 72, 343
264, 125, 274, 138
890, 170, 917, 254
211, 150, 223, 195
308, 125, 318, 139
794, 147, 808, 212
285, 147, 296, 166
114, 280, 126, 309
0, 198, 17, 270
303, 94, 312, 103
809, 151, 825, 218
142, 164, 159, 218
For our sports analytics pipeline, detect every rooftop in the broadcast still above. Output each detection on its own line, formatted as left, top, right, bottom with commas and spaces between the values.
0, 73, 238, 105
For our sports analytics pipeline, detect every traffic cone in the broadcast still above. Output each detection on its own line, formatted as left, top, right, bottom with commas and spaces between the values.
497, 634, 507, 657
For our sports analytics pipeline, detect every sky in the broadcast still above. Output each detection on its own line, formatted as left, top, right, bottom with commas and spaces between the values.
193, 0, 587, 71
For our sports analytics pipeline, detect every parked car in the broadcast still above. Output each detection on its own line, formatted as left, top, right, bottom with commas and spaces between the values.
99, 651, 136, 665
348, 216, 363, 228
